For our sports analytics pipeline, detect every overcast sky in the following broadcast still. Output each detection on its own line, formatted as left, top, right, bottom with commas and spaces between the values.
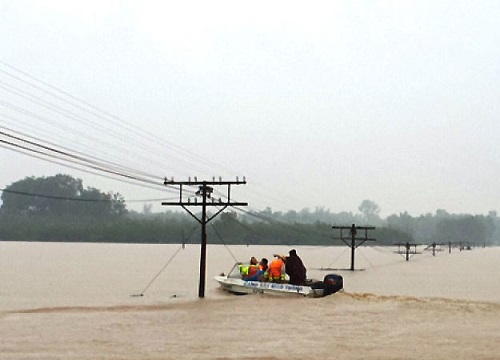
1, 0, 499, 218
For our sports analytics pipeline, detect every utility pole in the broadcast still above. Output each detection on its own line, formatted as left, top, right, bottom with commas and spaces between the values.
424, 242, 445, 256
395, 242, 421, 261
332, 224, 376, 271
162, 177, 247, 298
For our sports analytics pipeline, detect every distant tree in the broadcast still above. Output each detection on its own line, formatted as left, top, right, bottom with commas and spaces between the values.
435, 215, 488, 246
142, 204, 153, 214
284, 210, 298, 223
299, 208, 312, 222
0, 174, 127, 219
435, 209, 449, 218
358, 200, 381, 224
374, 226, 414, 246
387, 211, 415, 239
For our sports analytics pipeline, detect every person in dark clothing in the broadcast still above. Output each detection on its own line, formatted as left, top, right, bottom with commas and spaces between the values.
285, 249, 307, 285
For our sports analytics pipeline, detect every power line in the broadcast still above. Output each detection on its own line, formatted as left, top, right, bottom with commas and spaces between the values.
0, 124, 161, 181
0, 142, 177, 194
0, 188, 113, 202
0, 188, 179, 204
0, 134, 159, 186
0, 127, 185, 198
0, 60, 237, 177
0, 60, 320, 213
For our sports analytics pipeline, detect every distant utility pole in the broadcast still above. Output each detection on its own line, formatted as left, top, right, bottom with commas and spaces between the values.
162, 177, 247, 298
332, 224, 376, 271
425, 242, 445, 256
394, 242, 421, 261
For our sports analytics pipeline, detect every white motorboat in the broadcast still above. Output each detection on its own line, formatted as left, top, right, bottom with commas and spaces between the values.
214, 262, 343, 297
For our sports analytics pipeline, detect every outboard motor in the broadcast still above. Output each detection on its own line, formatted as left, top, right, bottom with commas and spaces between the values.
322, 274, 343, 296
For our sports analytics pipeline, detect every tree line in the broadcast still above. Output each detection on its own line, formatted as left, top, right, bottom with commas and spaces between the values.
1, 174, 498, 246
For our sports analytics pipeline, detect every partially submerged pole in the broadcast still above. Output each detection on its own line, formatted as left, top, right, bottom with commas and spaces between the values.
350, 224, 356, 271
332, 224, 376, 271
163, 177, 247, 298
198, 183, 208, 298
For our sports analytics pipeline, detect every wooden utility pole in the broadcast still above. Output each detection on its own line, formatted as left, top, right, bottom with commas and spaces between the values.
426, 242, 440, 256
395, 242, 420, 261
162, 177, 247, 298
332, 224, 376, 271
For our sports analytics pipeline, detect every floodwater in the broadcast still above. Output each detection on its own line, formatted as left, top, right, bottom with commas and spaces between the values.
1, 241, 499, 359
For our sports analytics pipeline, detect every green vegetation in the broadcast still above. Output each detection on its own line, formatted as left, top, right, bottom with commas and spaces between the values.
1, 174, 499, 246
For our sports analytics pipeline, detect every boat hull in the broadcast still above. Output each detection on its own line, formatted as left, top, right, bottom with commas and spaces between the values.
214, 276, 326, 297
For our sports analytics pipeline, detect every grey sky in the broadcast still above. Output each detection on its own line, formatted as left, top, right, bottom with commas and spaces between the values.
1, 0, 499, 217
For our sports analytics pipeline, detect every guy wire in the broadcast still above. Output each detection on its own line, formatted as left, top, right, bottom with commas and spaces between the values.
131, 224, 200, 297
131, 245, 184, 297
211, 223, 239, 263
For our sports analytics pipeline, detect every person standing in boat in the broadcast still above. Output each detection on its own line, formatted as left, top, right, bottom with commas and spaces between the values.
285, 249, 307, 285
267, 254, 286, 282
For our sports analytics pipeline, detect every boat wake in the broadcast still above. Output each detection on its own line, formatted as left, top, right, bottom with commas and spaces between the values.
340, 291, 500, 311
7, 304, 175, 314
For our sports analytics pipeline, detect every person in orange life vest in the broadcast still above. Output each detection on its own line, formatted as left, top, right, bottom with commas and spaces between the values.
267, 254, 286, 282
239, 256, 260, 278
246, 256, 261, 278
243, 258, 268, 281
